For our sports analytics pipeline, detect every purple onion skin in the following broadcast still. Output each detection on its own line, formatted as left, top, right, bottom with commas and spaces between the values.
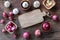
51, 14, 59, 21
42, 22, 50, 31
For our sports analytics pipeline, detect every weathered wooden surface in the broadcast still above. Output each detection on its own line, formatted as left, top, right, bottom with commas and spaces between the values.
0, 0, 60, 40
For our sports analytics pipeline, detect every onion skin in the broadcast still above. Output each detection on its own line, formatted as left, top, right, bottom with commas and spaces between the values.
2, 29, 6, 33
23, 32, 30, 39
42, 22, 50, 31
0, 19, 5, 24
35, 29, 41, 37
9, 12, 14, 17
9, 16, 13, 20
6, 22, 16, 32
51, 14, 59, 21
3, 12, 7, 18
13, 34, 17, 39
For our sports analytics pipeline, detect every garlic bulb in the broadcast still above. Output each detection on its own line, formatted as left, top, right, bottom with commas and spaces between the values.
22, 2, 29, 8
33, 1, 40, 8
13, 8, 19, 15
4, 1, 10, 8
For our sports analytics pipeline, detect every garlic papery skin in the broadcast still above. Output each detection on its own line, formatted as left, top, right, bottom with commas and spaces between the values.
4, 1, 10, 8
33, 1, 40, 8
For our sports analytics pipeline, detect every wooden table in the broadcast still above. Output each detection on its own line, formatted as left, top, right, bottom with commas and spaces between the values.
0, 0, 60, 40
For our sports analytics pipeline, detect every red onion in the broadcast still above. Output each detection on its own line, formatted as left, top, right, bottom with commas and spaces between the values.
9, 16, 13, 20
6, 26, 9, 29
7, 24, 13, 29
51, 14, 58, 21
8, 28, 11, 31
2, 29, 6, 33
8, 21, 12, 24
8, 22, 13, 26
42, 22, 50, 31
13, 34, 17, 39
9, 26, 12, 28
0, 19, 5, 24
3, 12, 7, 18
7, 26, 16, 32
35, 29, 41, 37
9, 12, 13, 21
6, 21, 17, 32
23, 32, 30, 39
11, 27, 16, 31
8, 28, 13, 32
7, 25, 11, 29
9, 12, 14, 17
